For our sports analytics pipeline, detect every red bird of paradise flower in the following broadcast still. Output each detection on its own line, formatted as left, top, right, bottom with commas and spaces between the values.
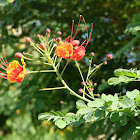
0, 45, 26, 83
56, 15, 93, 61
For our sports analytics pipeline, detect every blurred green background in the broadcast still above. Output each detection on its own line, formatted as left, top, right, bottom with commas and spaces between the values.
0, 0, 140, 139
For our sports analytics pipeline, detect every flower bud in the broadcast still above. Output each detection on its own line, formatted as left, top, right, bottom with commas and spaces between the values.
94, 83, 97, 86
46, 29, 51, 34
37, 34, 41, 38
23, 52, 26, 55
97, 94, 100, 97
104, 61, 107, 65
78, 88, 83, 93
91, 52, 95, 56
40, 42, 46, 50
57, 31, 62, 35
15, 52, 23, 58
106, 54, 113, 60
71, 40, 80, 46
56, 37, 62, 43
81, 81, 85, 85
26, 37, 31, 43
89, 88, 93, 91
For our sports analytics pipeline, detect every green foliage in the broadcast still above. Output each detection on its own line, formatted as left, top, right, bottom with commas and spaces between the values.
38, 88, 140, 132
108, 68, 140, 85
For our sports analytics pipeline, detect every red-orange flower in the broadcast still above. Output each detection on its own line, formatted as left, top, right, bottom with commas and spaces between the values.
70, 46, 86, 61
0, 45, 26, 83
56, 16, 93, 61
56, 41, 73, 59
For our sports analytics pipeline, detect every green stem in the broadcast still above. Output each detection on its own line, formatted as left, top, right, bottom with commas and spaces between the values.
61, 59, 71, 76
88, 62, 104, 79
40, 87, 66, 91
31, 42, 44, 56
23, 56, 52, 66
27, 70, 56, 74
44, 54, 91, 102
56, 57, 62, 70
75, 60, 91, 95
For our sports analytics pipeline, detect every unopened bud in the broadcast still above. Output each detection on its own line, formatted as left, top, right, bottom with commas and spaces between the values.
56, 37, 62, 43
15, 52, 23, 58
46, 29, 51, 34
106, 54, 113, 60
89, 60, 91, 63
104, 61, 107, 65
78, 88, 83, 93
40, 42, 46, 50
81, 81, 85, 85
23, 52, 26, 55
37, 34, 41, 38
94, 83, 97, 86
57, 31, 62, 35
97, 94, 100, 97
91, 52, 95, 56
26, 37, 31, 43
71, 40, 80, 46
89, 88, 92, 91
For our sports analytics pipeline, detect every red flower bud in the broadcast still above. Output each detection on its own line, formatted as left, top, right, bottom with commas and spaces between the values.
46, 29, 51, 34
71, 40, 80, 46
15, 52, 23, 58
26, 37, 31, 43
23, 52, 26, 55
37, 34, 41, 38
57, 31, 62, 35
81, 81, 85, 85
91, 52, 95, 56
106, 54, 113, 60
56, 37, 62, 43
78, 88, 83, 93
40, 42, 46, 50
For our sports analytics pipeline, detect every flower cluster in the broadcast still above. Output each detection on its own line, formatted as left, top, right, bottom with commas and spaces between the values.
0, 45, 26, 83
56, 16, 93, 61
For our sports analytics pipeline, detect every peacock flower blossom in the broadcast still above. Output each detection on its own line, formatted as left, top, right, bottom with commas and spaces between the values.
0, 45, 26, 83
56, 41, 73, 59
56, 15, 93, 60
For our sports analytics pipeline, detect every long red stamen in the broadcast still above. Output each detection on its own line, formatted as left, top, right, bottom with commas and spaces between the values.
0, 71, 7, 79
70, 20, 74, 42
0, 71, 7, 76
0, 55, 7, 67
0, 64, 7, 70
72, 15, 82, 40
84, 23, 93, 48
82, 17, 89, 41
2, 45, 9, 65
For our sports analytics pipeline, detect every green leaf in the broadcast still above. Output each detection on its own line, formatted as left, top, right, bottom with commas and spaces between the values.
119, 113, 127, 126
77, 107, 93, 115
126, 89, 140, 99
136, 93, 140, 107
111, 94, 118, 110
76, 100, 86, 109
108, 77, 120, 85
119, 97, 134, 108
87, 99, 104, 108
55, 119, 67, 129
114, 69, 137, 77
119, 75, 130, 83
110, 112, 119, 122
94, 109, 104, 121
137, 70, 140, 76
134, 126, 140, 135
